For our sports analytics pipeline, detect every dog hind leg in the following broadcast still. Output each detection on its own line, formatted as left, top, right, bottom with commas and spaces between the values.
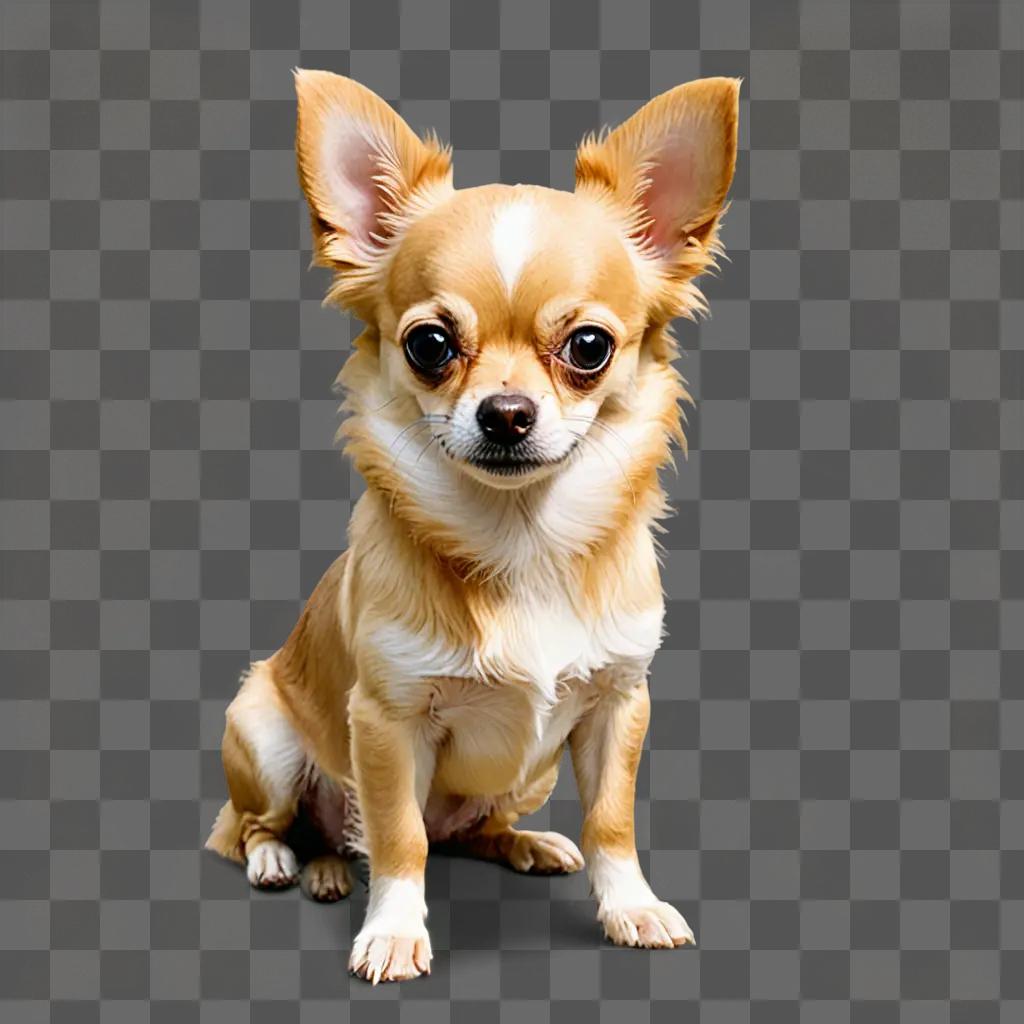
435, 771, 581, 874
450, 817, 585, 874
205, 663, 305, 890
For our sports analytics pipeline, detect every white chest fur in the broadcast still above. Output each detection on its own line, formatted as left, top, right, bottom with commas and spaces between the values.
363, 594, 663, 811
367, 596, 664, 705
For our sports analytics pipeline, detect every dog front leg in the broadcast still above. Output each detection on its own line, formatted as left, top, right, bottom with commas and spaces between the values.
347, 687, 435, 983
569, 677, 695, 948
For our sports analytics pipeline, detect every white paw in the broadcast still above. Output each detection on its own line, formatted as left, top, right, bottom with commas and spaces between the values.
246, 840, 299, 889
588, 851, 695, 949
600, 900, 695, 949
349, 876, 431, 984
301, 854, 353, 902
349, 928, 433, 984
509, 830, 585, 874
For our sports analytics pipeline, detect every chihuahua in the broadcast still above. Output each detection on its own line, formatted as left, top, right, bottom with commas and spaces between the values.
206, 70, 739, 983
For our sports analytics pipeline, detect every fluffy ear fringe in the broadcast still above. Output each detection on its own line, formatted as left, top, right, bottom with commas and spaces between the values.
575, 77, 741, 325
293, 69, 454, 312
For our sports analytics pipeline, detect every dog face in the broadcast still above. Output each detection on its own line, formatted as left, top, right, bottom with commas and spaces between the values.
376, 184, 650, 487
294, 71, 738, 491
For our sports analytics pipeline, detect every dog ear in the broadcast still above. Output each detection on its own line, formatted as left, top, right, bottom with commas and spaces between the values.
575, 77, 740, 271
294, 69, 453, 271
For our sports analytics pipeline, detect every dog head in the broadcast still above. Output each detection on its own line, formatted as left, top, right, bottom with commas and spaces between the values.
294, 70, 738, 495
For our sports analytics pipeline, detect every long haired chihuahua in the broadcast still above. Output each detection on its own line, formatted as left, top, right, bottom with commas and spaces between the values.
207, 71, 739, 982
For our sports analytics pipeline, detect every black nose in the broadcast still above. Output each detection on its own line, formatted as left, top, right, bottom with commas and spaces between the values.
476, 393, 537, 446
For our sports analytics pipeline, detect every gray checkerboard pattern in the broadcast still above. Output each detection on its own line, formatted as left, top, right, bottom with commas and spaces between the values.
1, 0, 1021, 1019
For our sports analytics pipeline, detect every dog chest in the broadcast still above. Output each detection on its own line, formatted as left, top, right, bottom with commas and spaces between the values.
368, 597, 664, 702
363, 597, 662, 799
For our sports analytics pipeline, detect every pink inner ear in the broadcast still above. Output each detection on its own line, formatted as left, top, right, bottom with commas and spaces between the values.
640, 136, 697, 255
325, 121, 389, 248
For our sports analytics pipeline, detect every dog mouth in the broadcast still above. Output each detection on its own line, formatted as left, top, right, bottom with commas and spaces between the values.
442, 437, 580, 478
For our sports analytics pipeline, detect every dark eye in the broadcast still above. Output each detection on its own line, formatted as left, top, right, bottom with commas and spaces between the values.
559, 327, 613, 373
404, 324, 455, 374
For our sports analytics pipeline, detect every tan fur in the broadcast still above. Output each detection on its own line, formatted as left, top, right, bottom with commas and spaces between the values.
570, 677, 651, 858
206, 668, 300, 865
207, 71, 740, 981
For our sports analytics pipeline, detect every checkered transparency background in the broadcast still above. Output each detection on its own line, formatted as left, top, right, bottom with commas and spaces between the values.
1, 0, 1022, 1019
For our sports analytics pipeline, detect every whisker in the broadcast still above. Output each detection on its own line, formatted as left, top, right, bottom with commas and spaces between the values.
382, 421, 454, 519
390, 422, 435, 469
369, 395, 400, 415
386, 415, 450, 468
563, 415, 633, 458
568, 427, 637, 507
414, 433, 442, 465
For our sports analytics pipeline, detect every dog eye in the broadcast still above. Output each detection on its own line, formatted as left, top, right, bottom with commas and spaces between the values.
558, 327, 613, 373
404, 324, 455, 373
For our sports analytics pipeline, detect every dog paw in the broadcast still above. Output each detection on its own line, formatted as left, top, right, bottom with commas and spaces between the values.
508, 830, 585, 874
600, 900, 695, 949
246, 840, 300, 890
301, 854, 353, 902
349, 929, 432, 984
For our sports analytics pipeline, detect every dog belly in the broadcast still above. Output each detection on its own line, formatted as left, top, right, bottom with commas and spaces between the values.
423, 792, 492, 841
425, 679, 592, 838
300, 772, 364, 854
432, 729, 527, 797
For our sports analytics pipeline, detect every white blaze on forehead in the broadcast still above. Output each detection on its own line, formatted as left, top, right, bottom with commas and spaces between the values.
491, 200, 536, 296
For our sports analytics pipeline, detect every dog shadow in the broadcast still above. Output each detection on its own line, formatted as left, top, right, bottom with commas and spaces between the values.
200, 826, 599, 953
